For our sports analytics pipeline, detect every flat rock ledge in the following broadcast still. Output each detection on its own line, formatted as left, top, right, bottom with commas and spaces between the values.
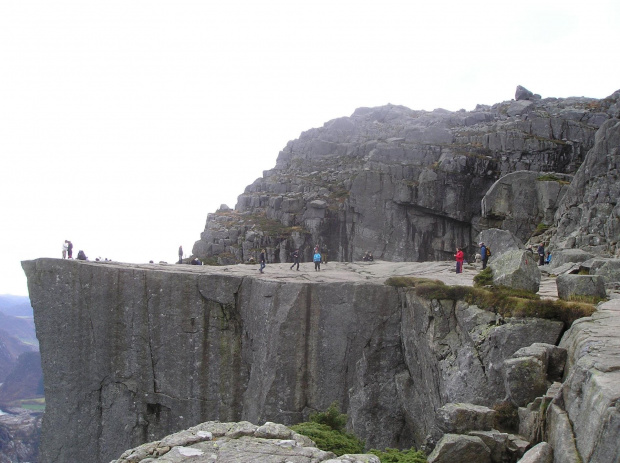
110, 420, 379, 463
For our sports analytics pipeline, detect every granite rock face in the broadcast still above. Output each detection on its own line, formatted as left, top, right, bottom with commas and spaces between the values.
555, 274, 607, 300
551, 116, 620, 256
23, 259, 566, 463
480, 171, 571, 243
193, 91, 620, 266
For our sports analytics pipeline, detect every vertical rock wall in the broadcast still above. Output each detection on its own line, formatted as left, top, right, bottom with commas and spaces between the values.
23, 259, 565, 462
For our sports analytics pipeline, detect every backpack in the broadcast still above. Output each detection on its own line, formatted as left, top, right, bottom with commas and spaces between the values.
486, 247, 491, 257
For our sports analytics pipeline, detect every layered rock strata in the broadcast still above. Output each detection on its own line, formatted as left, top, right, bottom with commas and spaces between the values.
24, 259, 566, 463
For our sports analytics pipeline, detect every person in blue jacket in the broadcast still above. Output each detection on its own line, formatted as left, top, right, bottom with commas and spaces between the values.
313, 251, 321, 271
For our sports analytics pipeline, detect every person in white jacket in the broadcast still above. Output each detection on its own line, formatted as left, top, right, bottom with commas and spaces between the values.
62, 240, 68, 259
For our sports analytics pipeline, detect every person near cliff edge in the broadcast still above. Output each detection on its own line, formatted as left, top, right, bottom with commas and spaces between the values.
479, 242, 488, 270
62, 240, 68, 259
259, 249, 266, 273
178, 246, 183, 264
67, 240, 73, 259
313, 250, 322, 271
290, 249, 300, 271
537, 242, 545, 266
455, 247, 464, 274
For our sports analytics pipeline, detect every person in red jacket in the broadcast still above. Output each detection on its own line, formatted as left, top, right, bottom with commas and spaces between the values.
455, 247, 464, 274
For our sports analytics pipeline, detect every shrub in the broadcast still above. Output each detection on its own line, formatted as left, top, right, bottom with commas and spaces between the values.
290, 422, 365, 456
473, 267, 493, 287
369, 447, 427, 463
309, 401, 347, 432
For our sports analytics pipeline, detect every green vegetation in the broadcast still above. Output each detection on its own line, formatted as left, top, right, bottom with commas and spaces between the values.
535, 222, 550, 234
473, 267, 493, 287
369, 448, 427, 463
201, 257, 220, 266
291, 402, 427, 461
537, 174, 570, 185
385, 276, 596, 328
291, 402, 364, 456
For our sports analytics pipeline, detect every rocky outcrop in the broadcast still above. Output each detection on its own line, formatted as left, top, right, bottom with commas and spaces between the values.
490, 250, 541, 292
0, 409, 42, 463
193, 91, 620, 266
480, 171, 571, 243
110, 420, 379, 463
551, 116, 620, 256
555, 274, 606, 300
23, 259, 567, 463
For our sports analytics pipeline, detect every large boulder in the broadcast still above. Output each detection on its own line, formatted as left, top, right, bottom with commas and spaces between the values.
556, 274, 606, 300
491, 250, 541, 292
518, 442, 553, 463
477, 228, 523, 260
546, 249, 594, 270
503, 356, 549, 407
435, 403, 496, 435
427, 434, 492, 463
587, 258, 620, 289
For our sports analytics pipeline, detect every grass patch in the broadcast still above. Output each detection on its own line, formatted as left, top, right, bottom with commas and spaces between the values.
369, 447, 428, 463
385, 276, 596, 327
535, 223, 550, 235
473, 267, 493, 287
537, 174, 570, 185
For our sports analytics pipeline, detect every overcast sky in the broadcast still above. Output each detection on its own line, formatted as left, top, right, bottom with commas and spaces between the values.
1, 0, 619, 297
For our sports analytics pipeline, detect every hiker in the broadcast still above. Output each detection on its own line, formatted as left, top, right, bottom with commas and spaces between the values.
259, 249, 266, 273
454, 247, 464, 274
313, 250, 321, 271
290, 249, 300, 271
479, 242, 489, 270
62, 240, 68, 259
545, 251, 552, 265
178, 246, 183, 264
537, 242, 545, 266
191, 258, 202, 265
77, 250, 87, 261
67, 240, 73, 259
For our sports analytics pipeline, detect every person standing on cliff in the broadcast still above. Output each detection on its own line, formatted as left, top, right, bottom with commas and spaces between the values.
313, 250, 322, 271
537, 242, 545, 266
62, 240, 68, 259
455, 247, 464, 274
67, 240, 73, 259
479, 242, 488, 270
259, 249, 266, 273
290, 249, 300, 271
178, 246, 183, 264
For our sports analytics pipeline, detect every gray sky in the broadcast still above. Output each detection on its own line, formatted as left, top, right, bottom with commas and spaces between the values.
1, 0, 619, 296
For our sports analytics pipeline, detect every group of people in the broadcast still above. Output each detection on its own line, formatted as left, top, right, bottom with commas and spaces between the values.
62, 240, 88, 261
454, 241, 551, 274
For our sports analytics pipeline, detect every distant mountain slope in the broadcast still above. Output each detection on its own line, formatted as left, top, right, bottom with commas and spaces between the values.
0, 330, 36, 383
0, 295, 33, 317
0, 351, 44, 406
0, 311, 37, 347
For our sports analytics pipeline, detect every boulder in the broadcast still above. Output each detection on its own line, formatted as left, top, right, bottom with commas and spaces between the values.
587, 258, 620, 289
518, 442, 553, 463
491, 250, 541, 292
556, 274, 606, 300
427, 434, 491, 463
436, 403, 496, 435
477, 228, 523, 260
503, 356, 549, 407
468, 430, 529, 463
511, 343, 567, 382
546, 249, 594, 270
515, 85, 535, 101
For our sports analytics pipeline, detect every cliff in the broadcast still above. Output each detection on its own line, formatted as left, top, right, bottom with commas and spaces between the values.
192, 89, 620, 265
23, 258, 572, 463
